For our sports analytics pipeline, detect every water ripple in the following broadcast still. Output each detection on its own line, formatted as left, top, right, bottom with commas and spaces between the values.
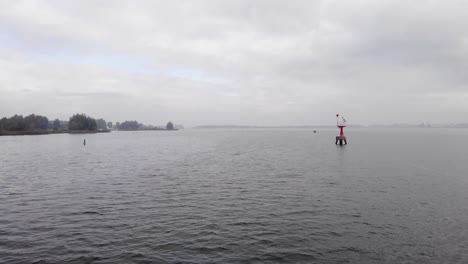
1, 129, 468, 263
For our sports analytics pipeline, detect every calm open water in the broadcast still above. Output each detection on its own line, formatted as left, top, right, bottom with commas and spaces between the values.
1, 128, 467, 264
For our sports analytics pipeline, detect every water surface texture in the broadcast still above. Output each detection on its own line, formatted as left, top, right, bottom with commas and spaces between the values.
1, 129, 467, 263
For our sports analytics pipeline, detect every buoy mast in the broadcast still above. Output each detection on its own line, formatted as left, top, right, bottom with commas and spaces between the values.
335, 114, 347, 145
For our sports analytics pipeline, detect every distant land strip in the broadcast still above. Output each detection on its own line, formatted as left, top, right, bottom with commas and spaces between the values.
194, 124, 468, 129
194, 125, 362, 129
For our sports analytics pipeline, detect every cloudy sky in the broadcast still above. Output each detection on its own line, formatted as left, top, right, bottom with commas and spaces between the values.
1, 0, 467, 126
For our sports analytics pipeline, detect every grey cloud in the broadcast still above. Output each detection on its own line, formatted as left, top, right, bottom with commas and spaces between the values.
0, 0, 467, 125
55, 91, 130, 98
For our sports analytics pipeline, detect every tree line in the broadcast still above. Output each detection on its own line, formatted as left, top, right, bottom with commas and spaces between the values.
0, 114, 110, 132
116, 121, 175, 130
0, 114, 49, 131
1, 113, 177, 132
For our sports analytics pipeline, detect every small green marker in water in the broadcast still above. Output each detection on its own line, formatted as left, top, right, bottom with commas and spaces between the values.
83, 139, 86, 146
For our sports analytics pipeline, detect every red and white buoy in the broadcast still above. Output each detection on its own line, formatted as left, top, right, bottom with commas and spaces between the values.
335, 114, 347, 145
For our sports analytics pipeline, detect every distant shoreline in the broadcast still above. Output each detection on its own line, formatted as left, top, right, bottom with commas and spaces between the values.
0, 130, 111, 136
193, 125, 361, 129
0, 129, 182, 136
117, 129, 179, 132
194, 125, 468, 129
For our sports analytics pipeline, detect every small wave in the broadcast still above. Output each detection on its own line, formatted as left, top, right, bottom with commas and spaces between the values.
68, 211, 103, 216
7, 192, 26, 196
327, 246, 365, 254
257, 252, 318, 262
191, 246, 230, 255
68, 255, 103, 263
32, 260, 48, 264
228, 221, 266, 227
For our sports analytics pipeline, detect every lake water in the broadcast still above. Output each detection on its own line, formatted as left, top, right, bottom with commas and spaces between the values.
1, 128, 467, 263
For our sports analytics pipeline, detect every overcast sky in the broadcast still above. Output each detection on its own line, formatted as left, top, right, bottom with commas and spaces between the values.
1, 0, 467, 126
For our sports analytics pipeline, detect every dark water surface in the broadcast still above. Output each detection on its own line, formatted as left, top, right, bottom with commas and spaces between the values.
1, 128, 467, 263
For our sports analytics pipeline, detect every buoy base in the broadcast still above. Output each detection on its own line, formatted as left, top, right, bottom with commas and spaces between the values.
335, 136, 347, 145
